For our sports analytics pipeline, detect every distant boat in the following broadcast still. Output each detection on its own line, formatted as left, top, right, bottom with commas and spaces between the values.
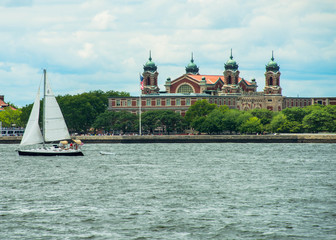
100, 151, 115, 155
18, 69, 84, 156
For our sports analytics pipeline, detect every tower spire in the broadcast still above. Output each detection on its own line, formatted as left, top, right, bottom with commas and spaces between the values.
185, 52, 199, 74
271, 50, 274, 61
149, 50, 152, 61
230, 48, 233, 60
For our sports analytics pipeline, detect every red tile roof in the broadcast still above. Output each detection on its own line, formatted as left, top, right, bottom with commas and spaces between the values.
240, 79, 254, 86
188, 74, 249, 85
188, 74, 224, 84
0, 99, 8, 107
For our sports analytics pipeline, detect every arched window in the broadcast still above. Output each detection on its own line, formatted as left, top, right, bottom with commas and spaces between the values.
228, 76, 232, 84
147, 77, 150, 85
269, 77, 273, 86
177, 84, 194, 94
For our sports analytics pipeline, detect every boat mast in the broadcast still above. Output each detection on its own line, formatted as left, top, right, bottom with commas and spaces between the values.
42, 69, 47, 147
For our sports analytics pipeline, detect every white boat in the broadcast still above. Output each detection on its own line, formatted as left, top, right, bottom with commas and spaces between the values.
100, 151, 115, 155
18, 69, 84, 156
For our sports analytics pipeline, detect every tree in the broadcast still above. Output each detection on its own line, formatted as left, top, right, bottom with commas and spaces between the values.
57, 90, 130, 133
282, 107, 308, 123
141, 111, 159, 134
141, 110, 185, 134
222, 109, 242, 134
93, 110, 137, 134
154, 110, 185, 134
250, 108, 274, 126
303, 109, 334, 133
20, 90, 130, 133
0, 107, 22, 127
185, 100, 217, 124
93, 110, 118, 133
185, 100, 217, 132
270, 113, 286, 132
191, 116, 207, 133
239, 117, 262, 134
236, 111, 253, 130
20, 104, 34, 127
114, 111, 137, 133
202, 109, 225, 134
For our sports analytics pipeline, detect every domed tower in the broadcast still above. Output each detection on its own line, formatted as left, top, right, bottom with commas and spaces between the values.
142, 51, 159, 94
264, 51, 281, 95
185, 53, 199, 75
222, 49, 241, 95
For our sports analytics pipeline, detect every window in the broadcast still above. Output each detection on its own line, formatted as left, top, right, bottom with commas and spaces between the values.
146, 99, 151, 106
166, 98, 171, 106
116, 100, 120, 106
156, 99, 161, 106
186, 98, 191, 106
136, 99, 139, 106
177, 84, 193, 94
176, 98, 181, 106
127, 99, 131, 106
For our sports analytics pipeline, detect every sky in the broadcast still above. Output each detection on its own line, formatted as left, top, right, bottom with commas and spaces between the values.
0, 0, 335, 107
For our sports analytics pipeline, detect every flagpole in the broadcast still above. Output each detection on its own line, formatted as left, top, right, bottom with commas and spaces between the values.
139, 74, 143, 136
139, 91, 142, 136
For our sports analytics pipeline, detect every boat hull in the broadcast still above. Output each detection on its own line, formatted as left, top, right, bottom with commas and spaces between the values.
18, 149, 84, 156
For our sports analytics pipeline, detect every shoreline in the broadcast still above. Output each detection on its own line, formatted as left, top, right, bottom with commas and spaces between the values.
2, 134, 336, 144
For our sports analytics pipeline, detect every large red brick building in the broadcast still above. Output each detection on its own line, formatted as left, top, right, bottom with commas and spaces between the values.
109, 51, 336, 116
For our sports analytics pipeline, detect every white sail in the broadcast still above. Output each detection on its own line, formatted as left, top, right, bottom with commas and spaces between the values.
44, 76, 70, 142
20, 85, 44, 146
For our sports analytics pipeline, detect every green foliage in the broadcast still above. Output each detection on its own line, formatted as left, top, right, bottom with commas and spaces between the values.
141, 110, 185, 134
0, 107, 22, 127
20, 104, 34, 127
9, 91, 336, 135
191, 116, 207, 133
282, 107, 308, 122
184, 99, 218, 134
270, 113, 286, 132
57, 90, 129, 133
5, 102, 19, 110
184, 99, 217, 125
303, 109, 334, 133
270, 113, 304, 133
93, 110, 137, 133
239, 117, 262, 134
250, 108, 274, 125
114, 111, 138, 133
202, 109, 225, 134
222, 109, 242, 134
19, 90, 130, 133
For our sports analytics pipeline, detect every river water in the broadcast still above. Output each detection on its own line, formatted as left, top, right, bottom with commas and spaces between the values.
0, 143, 335, 239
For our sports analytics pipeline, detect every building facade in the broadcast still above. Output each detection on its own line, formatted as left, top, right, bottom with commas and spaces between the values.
109, 51, 336, 116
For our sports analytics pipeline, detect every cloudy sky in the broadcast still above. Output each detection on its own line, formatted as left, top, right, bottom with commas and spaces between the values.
0, 0, 335, 107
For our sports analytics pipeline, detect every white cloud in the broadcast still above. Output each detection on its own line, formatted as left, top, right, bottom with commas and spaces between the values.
90, 10, 116, 31
0, 0, 335, 107
78, 43, 95, 59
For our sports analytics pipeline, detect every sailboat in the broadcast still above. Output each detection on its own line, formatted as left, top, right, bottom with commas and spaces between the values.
18, 69, 84, 156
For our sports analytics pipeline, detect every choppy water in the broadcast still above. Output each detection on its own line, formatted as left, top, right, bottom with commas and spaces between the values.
0, 143, 335, 239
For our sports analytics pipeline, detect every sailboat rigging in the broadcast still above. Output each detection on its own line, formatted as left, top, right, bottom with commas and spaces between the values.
18, 69, 84, 156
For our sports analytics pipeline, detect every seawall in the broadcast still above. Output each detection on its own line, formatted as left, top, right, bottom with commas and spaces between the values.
2, 134, 336, 144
